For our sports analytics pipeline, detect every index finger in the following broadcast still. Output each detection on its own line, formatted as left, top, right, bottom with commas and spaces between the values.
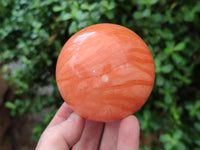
47, 102, 73, 128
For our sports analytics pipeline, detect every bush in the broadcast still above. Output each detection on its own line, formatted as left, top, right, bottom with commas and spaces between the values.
0, 0, 200, 149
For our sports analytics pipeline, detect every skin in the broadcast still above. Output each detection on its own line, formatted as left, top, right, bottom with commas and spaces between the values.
36, 102, 140, 150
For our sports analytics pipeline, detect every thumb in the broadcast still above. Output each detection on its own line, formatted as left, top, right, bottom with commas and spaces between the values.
36, 112, 85, 150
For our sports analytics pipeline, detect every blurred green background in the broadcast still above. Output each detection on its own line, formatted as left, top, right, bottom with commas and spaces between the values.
0, 0, 200, 149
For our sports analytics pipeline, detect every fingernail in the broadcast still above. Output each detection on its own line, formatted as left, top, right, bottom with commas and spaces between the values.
67, 112, 79, 122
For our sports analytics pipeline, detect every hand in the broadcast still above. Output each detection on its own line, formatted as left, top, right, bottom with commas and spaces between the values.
36, 102, 140, 150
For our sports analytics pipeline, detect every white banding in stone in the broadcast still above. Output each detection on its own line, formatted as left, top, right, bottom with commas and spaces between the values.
101, 75, 109, 82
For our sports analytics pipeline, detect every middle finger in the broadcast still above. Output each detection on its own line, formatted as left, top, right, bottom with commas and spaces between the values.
73, 120, 104, 150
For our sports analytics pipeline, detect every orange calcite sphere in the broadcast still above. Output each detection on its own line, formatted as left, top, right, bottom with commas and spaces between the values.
56, 23, 155, 122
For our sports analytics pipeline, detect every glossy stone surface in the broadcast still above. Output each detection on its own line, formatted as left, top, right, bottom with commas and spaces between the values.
56, 23, 155, 122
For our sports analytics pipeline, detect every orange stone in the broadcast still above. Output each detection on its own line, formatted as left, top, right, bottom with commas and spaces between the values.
56, 23, 155, 122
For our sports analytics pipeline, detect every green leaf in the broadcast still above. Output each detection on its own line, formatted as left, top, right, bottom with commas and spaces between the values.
150, 0, 159, 5
60, 13, 72, 21
161, 64, 174, 73
164, 92, 173, 104
173, 130, 182, 140
89, 3, 99, 11
174, 143, 187, 150
105, 11, 115, 19
5, 101, 17, 109
81, 3, 89, 10
142, 9, 151, 17
194, 122, 200, 132
160, 134, 172, 143
196, 111, 200, 120
174, 42, 186, 51
68, 21, 77, 35
91, 11, 100, 21
166, 41, 175, 48
154, 58, 161, 73
133, 11, 143, 19
2, 65, 9, 72
75, 10, 89, 21
53, 6, 63, 12
156, 74, 165, 86
101, 0, 116, 10
195, 138, 200, 146
190, 100, 200, 116
157, 52, 168, 62
172, 53, 184, 65
164, 48, 173, 55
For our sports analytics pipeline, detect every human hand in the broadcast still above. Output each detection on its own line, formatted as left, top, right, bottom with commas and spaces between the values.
36, 102, 140, 150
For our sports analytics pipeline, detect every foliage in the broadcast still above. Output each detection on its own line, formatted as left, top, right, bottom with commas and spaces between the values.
0, 0, 200, 149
